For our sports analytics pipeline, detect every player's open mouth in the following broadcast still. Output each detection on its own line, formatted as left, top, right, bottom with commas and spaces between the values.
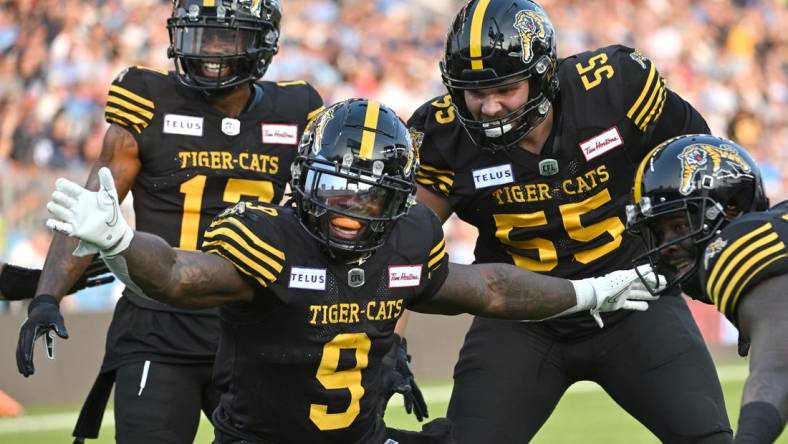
200, 62, 229, 78
329, 217, 363, 240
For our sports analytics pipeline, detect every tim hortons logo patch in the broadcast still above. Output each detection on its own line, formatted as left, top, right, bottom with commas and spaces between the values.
262, 123, 298, 145
388, 265, 422, 288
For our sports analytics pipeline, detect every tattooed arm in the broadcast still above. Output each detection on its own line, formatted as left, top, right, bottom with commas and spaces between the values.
115, 232, 255, 309
36, 125, 141, 302
411, 262, 659, 322
411, 263, 575, 319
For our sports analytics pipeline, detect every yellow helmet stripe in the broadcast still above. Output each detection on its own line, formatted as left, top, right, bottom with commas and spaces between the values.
469, 0, 491, 70
359, 100, 381, 160
632, 145, 662, 202
203, 0, 216, 7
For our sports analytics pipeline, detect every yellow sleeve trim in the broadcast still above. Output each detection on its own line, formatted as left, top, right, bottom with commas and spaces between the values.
109, 85, 155, 109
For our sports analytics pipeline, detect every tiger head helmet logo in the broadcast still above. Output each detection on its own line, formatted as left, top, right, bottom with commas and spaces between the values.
513, 10, 550, 64
678, 143, 753, 195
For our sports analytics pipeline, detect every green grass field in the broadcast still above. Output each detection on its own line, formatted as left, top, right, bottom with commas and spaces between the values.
0, 363, 784, 443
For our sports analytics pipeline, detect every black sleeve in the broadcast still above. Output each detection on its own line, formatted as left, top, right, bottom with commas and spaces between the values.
408, 206, 450, 306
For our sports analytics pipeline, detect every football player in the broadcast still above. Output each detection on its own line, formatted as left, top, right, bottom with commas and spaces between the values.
15, 1, 324, 443
627, 134, 786, 444
0, 259, 112, 301
410, 0, 732, 441
45, 99, 661, 444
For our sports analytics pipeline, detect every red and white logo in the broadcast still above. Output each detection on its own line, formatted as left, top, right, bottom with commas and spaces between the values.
388, 265, 422, 288
578, 126, 623, 161
261, 123, 298, 145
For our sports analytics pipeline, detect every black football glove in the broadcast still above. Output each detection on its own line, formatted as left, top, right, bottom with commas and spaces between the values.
0, 258, 114, 301
16, 294, 69, 377
380, 334, 428, 422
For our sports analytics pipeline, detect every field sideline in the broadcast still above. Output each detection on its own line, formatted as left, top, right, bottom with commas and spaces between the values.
1, 363, 785, 443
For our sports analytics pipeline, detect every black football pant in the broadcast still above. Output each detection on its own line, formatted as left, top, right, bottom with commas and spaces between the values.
114, 361, 219, 444
447, 295, 732, 443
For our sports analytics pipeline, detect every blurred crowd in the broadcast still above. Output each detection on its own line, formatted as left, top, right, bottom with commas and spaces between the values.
0, 0, 785, 312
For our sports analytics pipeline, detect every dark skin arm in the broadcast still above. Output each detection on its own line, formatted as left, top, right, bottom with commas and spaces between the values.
36, 125, 140, 302
411, 262, 575, 319
121, 242, 574, 317
118, 231, 254, 309
737, 273, 788, 420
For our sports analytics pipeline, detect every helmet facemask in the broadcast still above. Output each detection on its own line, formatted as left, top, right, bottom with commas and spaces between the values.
627, 195, 725, 297
167, 0, 280, 93
294, 158, 413, 256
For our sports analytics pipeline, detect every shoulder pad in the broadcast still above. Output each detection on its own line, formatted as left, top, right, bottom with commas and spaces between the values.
105, 66, 161, 134
201, 202, 286, 288
702, 213, 788, 317
561, 45, 666, 132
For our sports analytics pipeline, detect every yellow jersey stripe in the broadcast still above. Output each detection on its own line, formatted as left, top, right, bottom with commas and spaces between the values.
202, 239, 277, 283
469, 0, 491, 70
204, 226, 284, 273
429, 248, 447, 269
220, 217, 286, 260
307, 105, 325, 122
638, 82, 666, 130
359, 101, 380, 160
716, 238, 782, 309
416, 171, 454, 186
727, 253, 787, 314
430, 239, 446, 256
708, 225, 774, 300
203, 0, 216, 6
781, 214, 788, 221
107, 96, 154, 120
203, 248, 269, 288
109, 85, 154, 109
276, 80, 306, 87
635, 79, 664, 126
627, 62, 656, 119
105, 106, 148, 126
419, 164, 455, 176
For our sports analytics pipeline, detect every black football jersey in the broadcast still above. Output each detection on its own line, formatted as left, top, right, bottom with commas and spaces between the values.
105, 66, 323, 312
697, 200, 788, 325
100, 67, 323, 369
201, 202, 449, 444
410, 45, 709, 334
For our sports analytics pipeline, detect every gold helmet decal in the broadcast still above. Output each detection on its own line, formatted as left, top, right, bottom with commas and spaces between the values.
309, 104, 336, 155
513, 10, 549, 64
404, 128, 423, 175
703, 236, 728, 269
678, 143, 752, 195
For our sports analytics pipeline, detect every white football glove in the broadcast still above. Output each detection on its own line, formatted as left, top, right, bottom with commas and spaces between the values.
46, 167, 133, 257
570, 264, 664, 328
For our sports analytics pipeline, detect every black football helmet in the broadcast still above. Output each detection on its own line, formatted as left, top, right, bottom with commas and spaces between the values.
167, 0, 281, 92
626, 134, 769, 296
441, 0, 559, 151
291, 99, 418, 259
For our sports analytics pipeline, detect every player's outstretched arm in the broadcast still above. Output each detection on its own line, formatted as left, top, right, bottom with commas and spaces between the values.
412, 263, 662, 327
45, 167, 254, 310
